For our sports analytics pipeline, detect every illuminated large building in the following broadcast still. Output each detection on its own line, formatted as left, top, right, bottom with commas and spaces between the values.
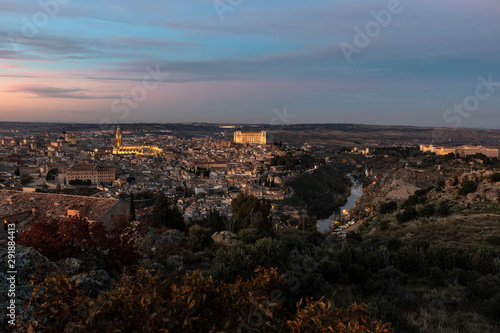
66, 164, 116, 185
112, 125, 163, 155
420, 144, 499, 158
233, 130, 267, 145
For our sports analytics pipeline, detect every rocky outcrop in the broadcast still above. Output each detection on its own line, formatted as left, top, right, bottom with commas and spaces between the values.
212, 231, 238, 246
164, 255, 184, 272
159, 229, 185, 245
70, 270, 111, 298
385, 179, 420, 201
459, 170, 493, 184
132, 224, 160, 259
0, 241, 56, 325
482, 187, 500, 202
56, 258, 83, 277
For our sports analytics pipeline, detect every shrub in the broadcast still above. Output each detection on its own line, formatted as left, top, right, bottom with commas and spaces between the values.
186, 225, 214, 252
211, 238, 288, 282
401, 195, 418, 209
396, 207, 417, 223
20, 268, 391, 332
486, 235, 500, 246
237, 228, 260, 244
458, 180, 478, 196
436, 201, 451, 217
490, 173, 500, 183
379, 201, 397, 214
18, 216, 146, 272
419, 203, 435, 217
379, 220, 389, 231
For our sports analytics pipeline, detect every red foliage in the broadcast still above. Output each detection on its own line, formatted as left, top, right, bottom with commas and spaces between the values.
18, 215, 147, 270
18, 217, 93, 261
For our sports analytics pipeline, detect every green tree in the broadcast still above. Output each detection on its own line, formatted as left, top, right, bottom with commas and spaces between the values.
230, 194, 273, 234
379, 201, 397, 214
150, 192, 185, 231
186, 224, 214, 252
129, 191, 136, 222
206, 209, 226, 232
458, 180, 478, 196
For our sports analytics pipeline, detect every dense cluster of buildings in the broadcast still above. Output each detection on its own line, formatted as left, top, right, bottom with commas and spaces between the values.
0, 126, 298, 227
420, 145, 500, 158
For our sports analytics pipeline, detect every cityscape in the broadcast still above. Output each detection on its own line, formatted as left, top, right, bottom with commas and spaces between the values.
1, 0, 500, 332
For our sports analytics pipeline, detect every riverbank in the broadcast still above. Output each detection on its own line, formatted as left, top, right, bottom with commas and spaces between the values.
284, 165, 351, 219
317, 174, 364, 232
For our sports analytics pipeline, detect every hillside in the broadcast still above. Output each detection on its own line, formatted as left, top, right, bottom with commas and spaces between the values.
285, 165, 351, 218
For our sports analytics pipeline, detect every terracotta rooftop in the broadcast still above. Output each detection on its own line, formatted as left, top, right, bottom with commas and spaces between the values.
0, 190, 118, 225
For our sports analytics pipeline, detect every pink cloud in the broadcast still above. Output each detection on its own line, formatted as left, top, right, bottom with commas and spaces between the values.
0, 64, 22, 69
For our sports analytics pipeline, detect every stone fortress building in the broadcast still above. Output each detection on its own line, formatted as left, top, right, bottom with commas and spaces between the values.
420, 144, 499, 158
233, 130, 267, 145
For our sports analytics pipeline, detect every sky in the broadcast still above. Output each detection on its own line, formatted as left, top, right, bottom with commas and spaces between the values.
0, 0, 499, 128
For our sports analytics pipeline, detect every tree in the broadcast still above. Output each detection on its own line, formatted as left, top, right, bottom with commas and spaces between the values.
129, 191, 136, 222
459, 181, 478, 196
379, 201, 397, 214
46, 168, 59, 181
151, 191, 169, 228
436, 201, 450, 217
150, 192, 185, 231
230, 193, 273, 234
396, 207, 417, 223
206, 209, 226, 232
186, 225, 214, 252
419, 203, 435, 217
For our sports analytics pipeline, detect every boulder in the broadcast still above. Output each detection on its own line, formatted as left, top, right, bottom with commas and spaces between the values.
70, 270, 110, 297
159, 229, 185, 245
56, 258, 83, 277
385, 180, 420, 201
132, 224, 160, 259
466, 193, 478, 202
212, 231, 238, 246
482, 188, 500, 202
445, 177, 456, 187
0, 241, 56, 325
145, 262, 166, 274
164, 255, 184, 273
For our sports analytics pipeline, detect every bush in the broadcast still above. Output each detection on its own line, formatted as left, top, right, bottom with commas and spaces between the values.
419, 203, 435, 217
396, 207, 417, 223
237, 228, 260, 244
20, 268, 391, 333
186, 225, 214, 252
211, 238, 288, 282
379, 220, 389, 231
458, 180, 478, 196
486, 235, 500, 246
401, 195, 418, 209
436, 201, 451, 217
379, 201, 397, 214
490, 173, 500, 183
18, 216, 146, 271
347, 231, 362, 242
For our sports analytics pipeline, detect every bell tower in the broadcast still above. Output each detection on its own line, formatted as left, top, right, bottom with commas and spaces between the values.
116, 125, 122, 147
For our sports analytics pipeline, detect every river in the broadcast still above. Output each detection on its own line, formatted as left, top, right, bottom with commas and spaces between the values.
316, 174, 363, 233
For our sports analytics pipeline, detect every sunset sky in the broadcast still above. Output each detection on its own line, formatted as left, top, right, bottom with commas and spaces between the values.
0, 0, 499, 128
